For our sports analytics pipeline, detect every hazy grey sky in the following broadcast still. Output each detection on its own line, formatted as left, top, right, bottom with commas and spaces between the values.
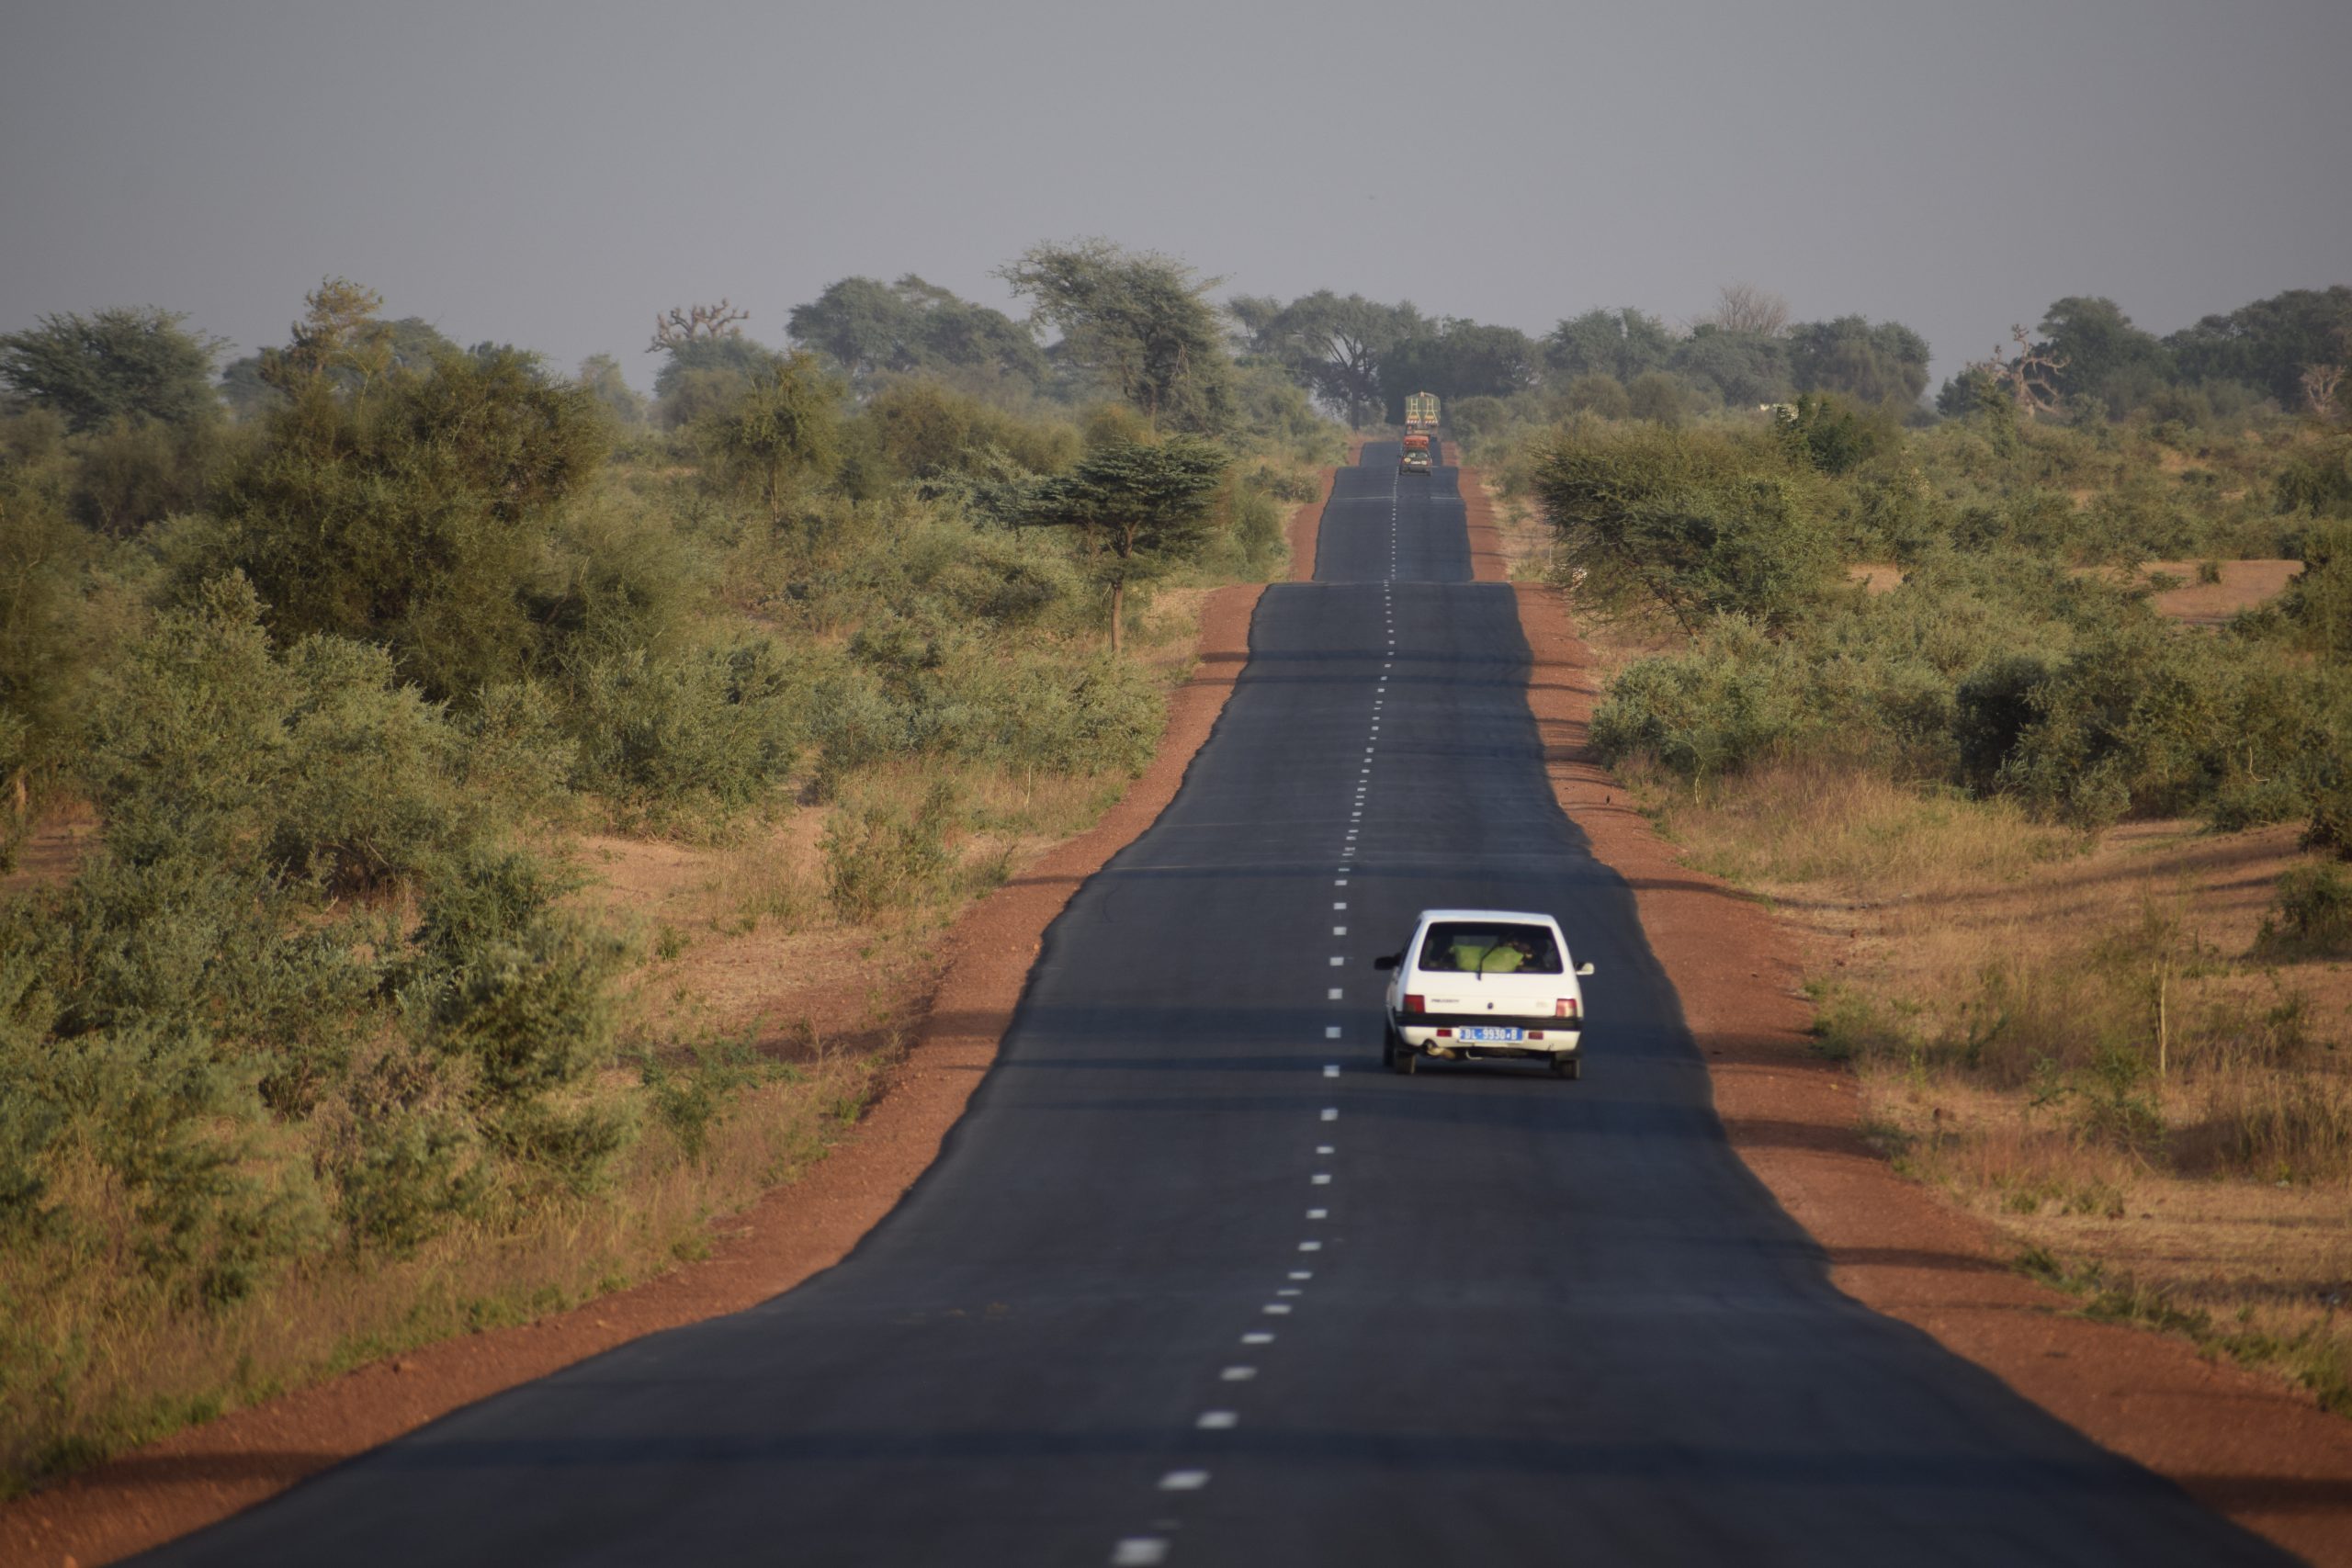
4, 0, 2346, 391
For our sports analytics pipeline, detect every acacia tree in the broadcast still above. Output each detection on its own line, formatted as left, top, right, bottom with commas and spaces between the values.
1024, 437, 1227, 655
0, 306, 226, 431
998, 241, 1232, 433
1545, 308, 1674, 384
1377, 318, 1539, 421
786, 275, 1046, 389
1785, 316, 1932, 408
1232, 291, 1426, 427
259, 277, 402, 395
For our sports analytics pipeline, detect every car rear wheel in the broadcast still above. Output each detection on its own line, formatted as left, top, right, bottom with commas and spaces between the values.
1384, 1026, 1416, 1076
1550, 1055, 1581, 1080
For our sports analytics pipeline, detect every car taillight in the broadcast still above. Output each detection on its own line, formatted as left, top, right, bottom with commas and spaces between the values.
1404, 994, 1425, 1014
1555, 998, 1579, 1019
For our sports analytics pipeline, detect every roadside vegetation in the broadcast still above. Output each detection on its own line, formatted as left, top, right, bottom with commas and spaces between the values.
0, 250, 1338, 1493
1467, 282, 2352, 1413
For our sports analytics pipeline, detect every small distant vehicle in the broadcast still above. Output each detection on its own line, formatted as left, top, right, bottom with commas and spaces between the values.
1403, 390, 1441, 430
1374, 909, 1594, 1078
1400, 433, 1432, 473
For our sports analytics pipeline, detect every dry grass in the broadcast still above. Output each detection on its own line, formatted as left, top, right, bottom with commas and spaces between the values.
2078, 558, 2305, 626
0, 1053, 882, 1487
1625, 755, 2352, 1410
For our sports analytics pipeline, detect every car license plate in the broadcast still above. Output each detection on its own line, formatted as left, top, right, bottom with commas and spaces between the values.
1456, 1026, 1522, 1043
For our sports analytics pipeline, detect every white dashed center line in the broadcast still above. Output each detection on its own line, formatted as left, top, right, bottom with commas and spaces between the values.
1159, 1470, 1209, 1492
1197, 1410, 1238, 1429
1112, 1539, 1169, 1566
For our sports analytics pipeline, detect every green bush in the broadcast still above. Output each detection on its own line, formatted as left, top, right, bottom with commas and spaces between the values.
0, 456, 107, 804
821, 784, 960, 920
1775, 392, 1896, 476
2277, 437, 2352, 517
326, 1044, 485, 1254
2278, 521, 2352, 656
1590, 618, 1815, 781
2308, 777, 2352, 860
1530, 423, 1837, 631
191, 353, 607, 702
1624, 372, 1688, 426
403, 846, 617, 1105
636, 1036, 775, 1160
1556, 375, 1632, 421
85, 575, 474, 890
455, 681, 577, 819
1954, 654, 2052, 791
570, 635, 808, 821
2257, 863, 2352, 957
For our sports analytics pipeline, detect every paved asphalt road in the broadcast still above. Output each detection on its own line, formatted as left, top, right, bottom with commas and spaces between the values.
148, 448, 2290, 1566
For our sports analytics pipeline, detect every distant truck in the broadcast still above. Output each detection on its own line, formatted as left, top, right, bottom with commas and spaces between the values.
1400, 433, 1432, 473
1404, 391, 1441, 431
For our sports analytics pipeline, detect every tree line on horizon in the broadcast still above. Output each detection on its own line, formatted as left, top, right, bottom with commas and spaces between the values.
6, 267, 2344, 499
1227, 282, 2351, 434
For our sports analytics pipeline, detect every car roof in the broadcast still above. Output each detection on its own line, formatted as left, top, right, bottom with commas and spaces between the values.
1412, 909, 1559, 927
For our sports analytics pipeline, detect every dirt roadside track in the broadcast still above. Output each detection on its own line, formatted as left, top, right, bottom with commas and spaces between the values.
1460, 470, 2352, 1564
1, 477, 1345, 1567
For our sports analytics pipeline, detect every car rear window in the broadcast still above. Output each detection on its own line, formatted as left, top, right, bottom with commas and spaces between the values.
1417, 922, 1563, 975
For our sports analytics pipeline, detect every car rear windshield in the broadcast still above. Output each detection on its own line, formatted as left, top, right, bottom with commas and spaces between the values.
1417, 922, 1563, 975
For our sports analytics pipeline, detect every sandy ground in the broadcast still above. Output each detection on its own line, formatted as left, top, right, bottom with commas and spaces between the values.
0, 477, 1343, 1566
1848, 558, 2304, 626
1462, 473, 2352, 1565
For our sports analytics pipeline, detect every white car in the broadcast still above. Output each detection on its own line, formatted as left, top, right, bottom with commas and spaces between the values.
1374, 909, 1594, 1078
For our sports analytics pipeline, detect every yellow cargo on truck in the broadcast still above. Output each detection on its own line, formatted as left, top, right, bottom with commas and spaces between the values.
1404, 391, 1441, 431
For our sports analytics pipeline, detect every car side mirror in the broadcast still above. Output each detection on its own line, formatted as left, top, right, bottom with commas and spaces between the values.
1373, 953, 1398, 971
1576, 961, 1595, 976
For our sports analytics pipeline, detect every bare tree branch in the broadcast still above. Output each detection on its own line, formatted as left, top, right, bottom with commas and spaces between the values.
2302, 362, 2346, 420
1973, 325, 2069, 420
648, 300, 750, 353
1706, 282, 1791, 338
